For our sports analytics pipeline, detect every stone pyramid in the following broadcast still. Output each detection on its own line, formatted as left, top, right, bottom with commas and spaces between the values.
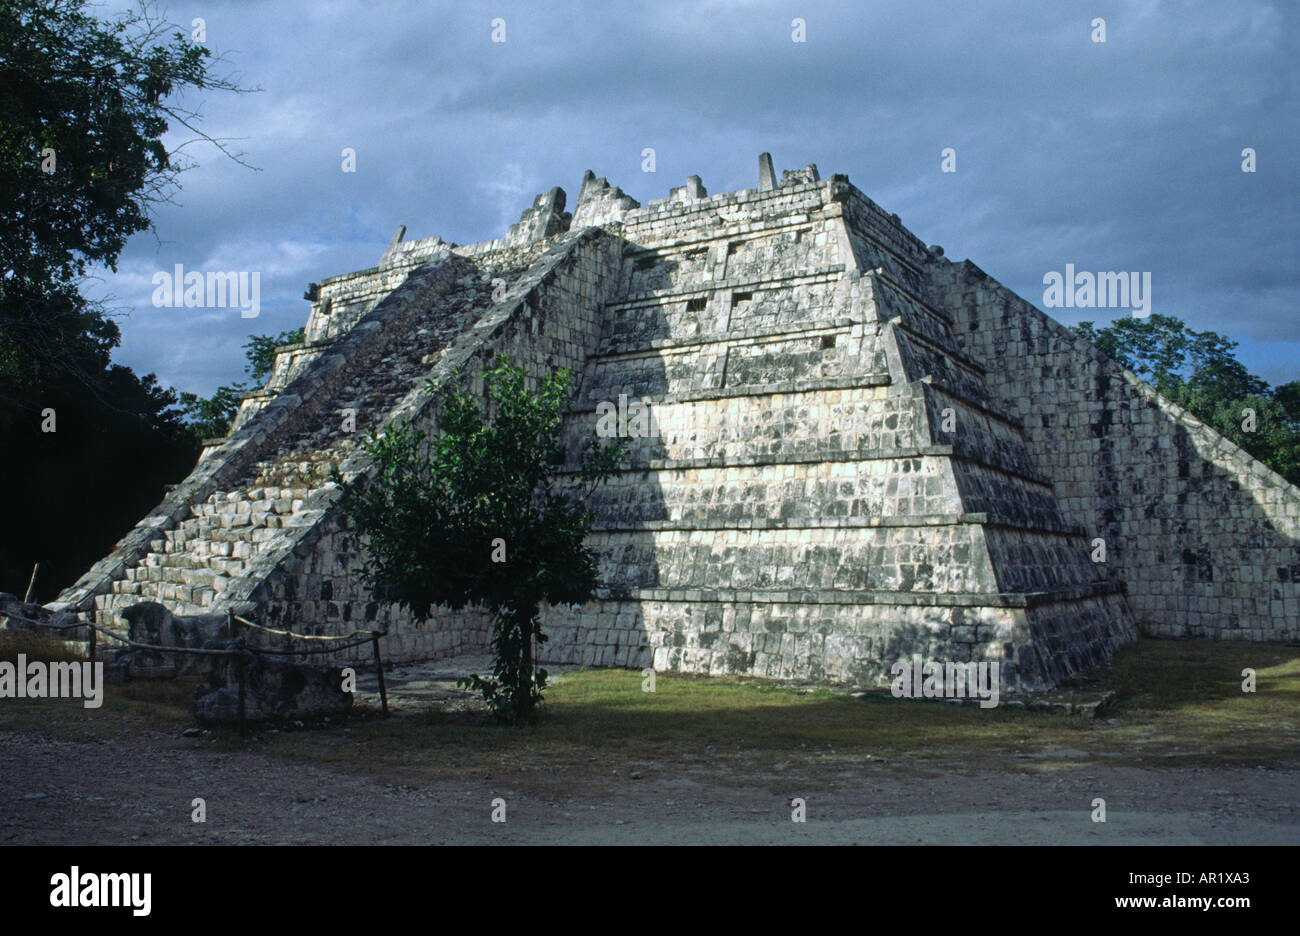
50, 155, 1300, 692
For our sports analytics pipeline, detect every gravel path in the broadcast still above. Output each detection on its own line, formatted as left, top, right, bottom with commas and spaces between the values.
2, 727, 1296, 845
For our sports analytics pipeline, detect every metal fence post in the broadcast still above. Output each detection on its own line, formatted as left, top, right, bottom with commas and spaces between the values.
236, 643, 247, 739
372, 632, 389, 717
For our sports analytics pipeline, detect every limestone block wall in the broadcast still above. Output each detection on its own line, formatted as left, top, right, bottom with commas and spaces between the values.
531, 171, 1133, 691
70, 159, 1260, 694
53, 256, 475, 623
838, 186, 932, 297
579, 457, 964, 529
935, 259, 1300, 641
566, 382, 917, 469
246, 229, 626, 664
539, 590, 1102, 688
218, 222, 570, 450
207, 236, 458, 451
60, 229, 584, 643
306, 236, 452, 343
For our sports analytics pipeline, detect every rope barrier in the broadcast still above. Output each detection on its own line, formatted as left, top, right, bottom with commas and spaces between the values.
230, 613, 382, 643
1, 610, 383, 654
2, 613, 243, 657
245, 636, 377, 656
1, 605, 393, 728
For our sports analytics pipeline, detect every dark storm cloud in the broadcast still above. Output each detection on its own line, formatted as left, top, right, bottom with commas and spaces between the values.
89, 0, 1298, 394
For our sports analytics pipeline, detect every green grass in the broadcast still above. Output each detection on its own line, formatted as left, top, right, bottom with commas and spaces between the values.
0, 630, 195, 738
0, 629, 86, 664
2, 633, 1296, 794
212, 637, 1300, 794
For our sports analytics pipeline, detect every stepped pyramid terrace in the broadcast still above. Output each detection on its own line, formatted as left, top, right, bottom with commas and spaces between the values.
47, 155, 1300, 692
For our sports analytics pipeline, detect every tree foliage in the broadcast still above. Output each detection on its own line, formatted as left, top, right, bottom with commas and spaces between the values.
173, 328, 307, 440
1, 0, 249, 400
177, 381, 244, 440
1074, 314, 1300, 485
334, 359, 627, 723
242, 328, 304, 383
0, 0, 249, 597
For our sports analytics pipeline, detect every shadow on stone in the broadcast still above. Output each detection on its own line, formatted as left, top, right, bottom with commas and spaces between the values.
112, 601, 228, 679
193, 642, 352, 724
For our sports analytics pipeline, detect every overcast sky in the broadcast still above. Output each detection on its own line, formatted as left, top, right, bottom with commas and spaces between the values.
88, 0, 1298, 396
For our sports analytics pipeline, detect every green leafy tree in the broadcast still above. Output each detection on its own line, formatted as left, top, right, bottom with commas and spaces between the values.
1, 0, 251, 401
1074, 314, 1300, 485
178, 382, 245, 440
1270, 380, 1300, 423
243, 328, 304, 383
0, 0, 249, 596
173, 328, 307, 442
334, 358, 627, 723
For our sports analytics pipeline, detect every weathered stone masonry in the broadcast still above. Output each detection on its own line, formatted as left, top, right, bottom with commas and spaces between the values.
933, 262, 1300, 641
49, 156, 1298, 692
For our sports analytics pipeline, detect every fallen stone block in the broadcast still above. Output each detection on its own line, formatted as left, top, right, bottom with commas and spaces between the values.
194, 642, 352, 724
0, 592, 82, 636
114, 601, 228, 678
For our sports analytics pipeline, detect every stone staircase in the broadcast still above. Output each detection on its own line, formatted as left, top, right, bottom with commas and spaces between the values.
102, 482, 318, 616
73, 232, 567, 642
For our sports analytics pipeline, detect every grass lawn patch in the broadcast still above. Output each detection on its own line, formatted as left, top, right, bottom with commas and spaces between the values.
2, 633, 1295, 795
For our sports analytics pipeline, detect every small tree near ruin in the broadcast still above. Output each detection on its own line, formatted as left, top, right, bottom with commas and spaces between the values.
334, 358, 626, 723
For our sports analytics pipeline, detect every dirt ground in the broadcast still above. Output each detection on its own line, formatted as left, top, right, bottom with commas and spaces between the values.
2, 651, 1297, 845
2, 728, 1296, 845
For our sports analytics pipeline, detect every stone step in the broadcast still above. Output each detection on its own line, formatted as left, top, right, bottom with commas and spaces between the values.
100, 589, 209, 618
202, 497, 305, 517
71, 254, 532, 641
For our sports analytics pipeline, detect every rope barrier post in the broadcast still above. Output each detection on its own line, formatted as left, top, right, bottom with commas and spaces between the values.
227, 609, 236, 640
236, 643, 247, 740
371, 632, 388, 717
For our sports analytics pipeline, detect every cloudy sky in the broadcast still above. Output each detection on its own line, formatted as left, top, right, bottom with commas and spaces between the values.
88, 0, 1298, 396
